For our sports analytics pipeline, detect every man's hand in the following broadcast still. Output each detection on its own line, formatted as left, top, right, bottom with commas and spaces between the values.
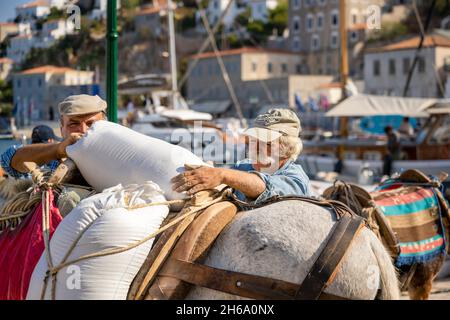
56, 133, 83, 159
171, 165, 224, 195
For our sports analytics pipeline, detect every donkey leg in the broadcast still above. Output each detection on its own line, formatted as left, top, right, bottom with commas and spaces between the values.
408, 255, 445, 300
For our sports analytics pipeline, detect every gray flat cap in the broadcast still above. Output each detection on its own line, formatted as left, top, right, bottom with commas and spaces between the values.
58, 94, 107, 116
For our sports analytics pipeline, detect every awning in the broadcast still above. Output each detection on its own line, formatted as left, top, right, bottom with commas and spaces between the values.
325, 94, 440, 118
190, 100, 231, 115
161, 109, 213, 121
425, 102, 450, 115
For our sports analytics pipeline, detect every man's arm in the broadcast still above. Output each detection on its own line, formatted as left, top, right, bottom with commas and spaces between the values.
10, 133, 82, 173
171, 166, 266, 199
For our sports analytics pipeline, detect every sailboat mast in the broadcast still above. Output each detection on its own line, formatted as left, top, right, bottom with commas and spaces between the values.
167, 0, 178, 107
337, 0, 349, 165
339, 0, 348, 100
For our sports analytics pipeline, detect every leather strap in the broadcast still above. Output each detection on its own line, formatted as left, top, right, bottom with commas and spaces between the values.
159, 258, 349, 300
230, 194, 356, 220
295, 214, 365, 300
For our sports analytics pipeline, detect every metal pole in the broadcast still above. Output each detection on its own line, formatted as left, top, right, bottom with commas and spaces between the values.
337, 0, 348, 169
106, 0, 118, 123
167, 0, 178, 108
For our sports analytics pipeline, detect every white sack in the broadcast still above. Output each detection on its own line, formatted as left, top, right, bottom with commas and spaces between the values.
26, 182, 169, 300
66, 120, 207, 200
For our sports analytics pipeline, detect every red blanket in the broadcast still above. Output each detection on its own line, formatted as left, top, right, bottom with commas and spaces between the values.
0, 190, 62, 300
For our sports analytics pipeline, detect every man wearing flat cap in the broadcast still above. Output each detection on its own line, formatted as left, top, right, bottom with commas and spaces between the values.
1, 94, 107, 178
171, 108, 311, 204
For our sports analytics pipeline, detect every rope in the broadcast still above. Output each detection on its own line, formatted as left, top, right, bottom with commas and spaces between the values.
40, 188, 231, 299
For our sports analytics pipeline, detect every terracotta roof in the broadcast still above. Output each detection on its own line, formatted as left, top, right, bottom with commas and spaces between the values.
367, 34, 450, 53
153, 0, 167, 7
17, 0, 49, 9
190, 47, 298, 60
136, 6, 163, 16
11, 34, 32, 40
0, 58, 13, 64
316, 82, 344, 90
349, 23, 367, 31
19, 65, 79, 75
0, 22, 17, 27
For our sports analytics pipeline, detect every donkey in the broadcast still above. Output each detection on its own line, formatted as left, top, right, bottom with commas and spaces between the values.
323, 178, 449, 300
186, 200, 400, 300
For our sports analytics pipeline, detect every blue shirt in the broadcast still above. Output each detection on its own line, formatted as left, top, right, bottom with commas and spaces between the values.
0, 144, 59, 179
232, 159, 312, 204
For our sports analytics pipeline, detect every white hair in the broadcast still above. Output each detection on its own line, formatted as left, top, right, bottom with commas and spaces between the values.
277, 135, 303, 161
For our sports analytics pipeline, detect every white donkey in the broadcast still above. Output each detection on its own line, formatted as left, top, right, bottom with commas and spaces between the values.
187, 200, 400, 300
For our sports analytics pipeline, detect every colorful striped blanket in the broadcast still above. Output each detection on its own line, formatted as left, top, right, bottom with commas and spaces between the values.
371, 181, 447, 267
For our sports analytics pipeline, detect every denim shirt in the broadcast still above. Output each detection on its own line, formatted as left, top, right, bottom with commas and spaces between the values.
0, 144, 60, 179
232, 159, 312, 204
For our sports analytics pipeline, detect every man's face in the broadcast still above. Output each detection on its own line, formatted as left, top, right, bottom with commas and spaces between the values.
247, 137, 282, 172
60, 112, 105, 138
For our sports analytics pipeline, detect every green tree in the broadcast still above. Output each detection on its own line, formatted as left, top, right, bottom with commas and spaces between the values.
267, 0, 288, 36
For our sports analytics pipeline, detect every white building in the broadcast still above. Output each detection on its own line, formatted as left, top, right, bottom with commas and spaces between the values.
248, 0, 278, 21
42, 19, 76, 39
15, 0, 50, 22
186, 47, 335, 117
13, 65, 95, 124
90, 0, 121, 20
364, 33, 450, 98
49, 0, 72, 9
196, 0, 278, 32
7, 19, 76, 63
0, 58, 14, 81
7, 34, 36, 63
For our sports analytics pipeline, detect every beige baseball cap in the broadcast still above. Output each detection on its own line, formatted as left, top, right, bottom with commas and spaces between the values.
243, 108, 301, 143
58, 94, 107, 116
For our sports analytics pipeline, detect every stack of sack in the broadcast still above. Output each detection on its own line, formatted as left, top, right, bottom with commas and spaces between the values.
27, 121, 209, 299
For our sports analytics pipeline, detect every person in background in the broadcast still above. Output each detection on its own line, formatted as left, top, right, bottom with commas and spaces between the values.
399, 117, 414, 137
171, 108, 311, 204
0, 95, 107, 179
383, 126, 401, 176
31, 125, 60, 144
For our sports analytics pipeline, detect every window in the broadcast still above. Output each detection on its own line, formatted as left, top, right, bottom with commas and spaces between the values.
389, 59, 396, 75
350, 9, 359, 25
281, 63, 288, 73
403, 57, 411, 75
373, 60, 380, 76
350, 31, 358, 43
306, 14, 314, 32
292, 0, 300, 9
331, 32, 339, 48
311, 34, 320, 50
444, 56, 450, 72
331, 10, 339, 28
252, 62, 257, 72
317, 13, 324, 30
292, 37, 301, 51
17, 79, 21, 88
296, 64, 302, 74
293, 16, 300, 34
268, 62, 273, 73
418, 57, 425, 73
38, 78, 42, 87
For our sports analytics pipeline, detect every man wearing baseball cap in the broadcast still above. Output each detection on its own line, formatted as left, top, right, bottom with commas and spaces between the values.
31, 125, 60, 144
1, 94, 107, 178
171, 108, 311, 204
